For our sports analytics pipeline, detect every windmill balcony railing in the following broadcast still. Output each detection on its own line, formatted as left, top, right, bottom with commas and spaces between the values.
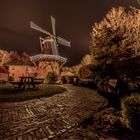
30, 54, 67, 63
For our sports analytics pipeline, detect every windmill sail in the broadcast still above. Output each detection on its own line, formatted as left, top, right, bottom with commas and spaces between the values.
52, 40, 59, 55
57, 36, 71, 47
51, 16, 56, 35
30, 17, 71, 57
30, 21, 51, 36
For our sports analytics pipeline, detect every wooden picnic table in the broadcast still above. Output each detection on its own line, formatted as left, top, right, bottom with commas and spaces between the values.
10, 76, 44, 89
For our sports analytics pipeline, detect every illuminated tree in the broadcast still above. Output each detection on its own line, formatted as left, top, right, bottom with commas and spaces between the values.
0, 50, 32, 66
21, 52, 31, 65
0, 49, 10, 67
90, 7, 140, 79
90, 7, 140, 66
9, 51, 21, 65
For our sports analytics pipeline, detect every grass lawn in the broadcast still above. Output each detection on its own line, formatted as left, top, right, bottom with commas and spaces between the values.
0, 84, 66, 102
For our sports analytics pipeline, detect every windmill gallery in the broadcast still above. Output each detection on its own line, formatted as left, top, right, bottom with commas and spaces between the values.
1, 16, 71, 82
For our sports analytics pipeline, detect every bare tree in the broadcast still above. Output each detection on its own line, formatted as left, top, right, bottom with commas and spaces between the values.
21, 52, 31, 65
0, 49, 10, 67
9, 51, 21, 65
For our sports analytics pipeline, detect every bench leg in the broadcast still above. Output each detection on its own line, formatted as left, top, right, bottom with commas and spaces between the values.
32, 84, 35, 89
18, 84, 22, 89
21, 83, 26, 89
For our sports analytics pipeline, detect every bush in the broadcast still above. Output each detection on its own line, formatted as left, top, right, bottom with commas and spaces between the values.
93, 107, 123, 132
60, 76, 66, 84
46, 72, 58, 84
121, 94, 140, 131
78, 65, 94, 79
61, 75, 74, 84
8, 76, 14, 82
128, 81, 140, 93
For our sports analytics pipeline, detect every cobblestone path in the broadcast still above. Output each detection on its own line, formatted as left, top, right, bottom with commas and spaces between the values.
0, 85, 107, 140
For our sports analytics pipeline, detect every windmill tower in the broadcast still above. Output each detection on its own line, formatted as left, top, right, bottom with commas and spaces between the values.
30, 16, 71, 77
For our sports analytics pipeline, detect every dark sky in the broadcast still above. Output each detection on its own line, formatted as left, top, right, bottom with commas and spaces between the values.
0, 0, 138, 66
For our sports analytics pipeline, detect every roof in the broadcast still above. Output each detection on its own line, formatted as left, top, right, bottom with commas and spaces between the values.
0, 67, 9, 73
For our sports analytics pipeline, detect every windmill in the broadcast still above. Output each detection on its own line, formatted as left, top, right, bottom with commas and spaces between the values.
30, 16, 71, 77
30, 16, 71, 56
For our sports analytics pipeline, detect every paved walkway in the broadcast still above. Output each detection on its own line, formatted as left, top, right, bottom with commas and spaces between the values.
0, 85, 107, 140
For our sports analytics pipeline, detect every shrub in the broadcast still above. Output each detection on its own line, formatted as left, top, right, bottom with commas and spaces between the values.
8, 76, 14, 82
46, 72, 58, 84
60, 76, 66, 84
61, 75, 74, 84
121, 94, 140, 131
93, 107, 123, 132
128, 81, 140, 93
78, 65, 94, 79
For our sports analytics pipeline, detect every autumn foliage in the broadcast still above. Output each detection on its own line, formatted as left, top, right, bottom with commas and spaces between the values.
0, 49, 32, 66
90, 7, 140, 65
89, 7, 140, 82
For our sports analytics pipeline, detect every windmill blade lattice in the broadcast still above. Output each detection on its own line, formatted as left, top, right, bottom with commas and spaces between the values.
30, 21, 51, 36
51, 16, 56, 35
57, 36, 71, 47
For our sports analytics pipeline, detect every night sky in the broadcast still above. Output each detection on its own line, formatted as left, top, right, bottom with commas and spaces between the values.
0, 0, 138, 66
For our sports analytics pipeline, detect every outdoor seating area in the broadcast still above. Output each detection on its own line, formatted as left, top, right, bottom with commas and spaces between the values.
10, 76, 44, 89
